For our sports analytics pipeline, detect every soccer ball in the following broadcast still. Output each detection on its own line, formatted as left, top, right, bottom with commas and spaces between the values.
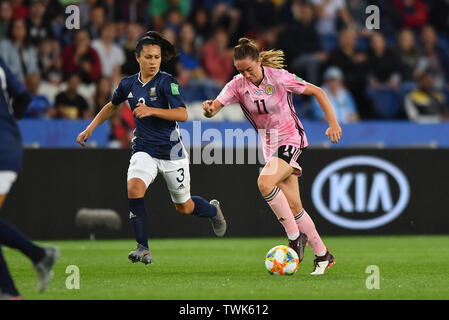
265, 245, 299, 275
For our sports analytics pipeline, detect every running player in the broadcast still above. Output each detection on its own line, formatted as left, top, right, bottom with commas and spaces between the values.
202, 38, 342, 275
77, 31, 226, 265
0, 57, 59, 299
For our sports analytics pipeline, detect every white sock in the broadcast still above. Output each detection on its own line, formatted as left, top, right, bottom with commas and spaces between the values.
316, 249, 327, 257
287, 231, 300, 241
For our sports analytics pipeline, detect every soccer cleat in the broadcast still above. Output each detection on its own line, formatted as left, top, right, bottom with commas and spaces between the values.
128, 244, 153, 265
288, 232, 308, 264
209, 199, 227, 237
310, 249, 335, 275
33, 246, 59, 293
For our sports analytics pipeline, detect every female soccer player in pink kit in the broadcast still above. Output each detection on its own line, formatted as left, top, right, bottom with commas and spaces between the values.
202, 38, 342, 275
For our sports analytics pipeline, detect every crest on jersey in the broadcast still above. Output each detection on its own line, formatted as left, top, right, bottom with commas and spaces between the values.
265, 84, 275, 95
150, 87, 156, 96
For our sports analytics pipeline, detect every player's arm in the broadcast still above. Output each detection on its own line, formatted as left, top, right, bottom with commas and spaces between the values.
202, 99, 224, 118
302, 82, 342, 144
133, 103, 188, 122
76, 101, 120, 147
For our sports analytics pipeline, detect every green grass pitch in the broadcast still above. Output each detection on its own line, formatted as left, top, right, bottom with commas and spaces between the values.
3, 235, 449, 300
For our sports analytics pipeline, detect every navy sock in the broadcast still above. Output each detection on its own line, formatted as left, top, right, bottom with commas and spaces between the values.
191, 196, 218, 218
0, 244, 20, 296
128, 198, 149, 249
0, 219, 45, 264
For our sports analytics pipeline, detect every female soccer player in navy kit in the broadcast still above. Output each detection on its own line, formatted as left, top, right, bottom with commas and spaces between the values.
77, 31, 226, 265
0, 57, 58, 299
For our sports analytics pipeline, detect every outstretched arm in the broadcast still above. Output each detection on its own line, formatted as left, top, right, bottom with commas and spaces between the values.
76, 101, 120, 147
302, 83, 342, 144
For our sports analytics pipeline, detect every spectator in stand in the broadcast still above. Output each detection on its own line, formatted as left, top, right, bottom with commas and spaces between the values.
415, 25, 449, 93
326, 28, 369, 118
277, 1, 326, 85
26, 0, 53, 46
122, 22, 144, 76
246, 0, 278, 34
164, 8, 185, 34
91, 22, 125, 88
177, 22, 220, 101
0, 0, 13, 39
393, 0, 429, 31
366, 32, 402, 119
38, 37, 63, 85
0, 19, 38, 80
62, 29, 102, 85
53, 73, 90, 119
394, 29, 421, 83
178, 22, 206, 81
93, 76, 113, 116
150, 0, 190, 31
11, 0, 28, 20
86, 5, 106, 40
311, 66, 358, 123
23, 73, 53, 118
188, 4, 210, 45
404, 71, 449, 123
311, 0, 353, 52
202, 27, 234, 87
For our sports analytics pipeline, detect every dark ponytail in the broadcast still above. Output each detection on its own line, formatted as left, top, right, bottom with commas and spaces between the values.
135, 31, 177, 62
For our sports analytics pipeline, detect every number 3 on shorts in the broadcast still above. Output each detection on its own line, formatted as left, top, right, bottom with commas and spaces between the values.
176, 168, 184, 183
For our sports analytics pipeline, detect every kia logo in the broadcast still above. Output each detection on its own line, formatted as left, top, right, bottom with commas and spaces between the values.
312, 156, 410, 229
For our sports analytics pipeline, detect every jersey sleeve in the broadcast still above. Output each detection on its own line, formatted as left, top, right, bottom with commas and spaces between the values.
278, 69, 308, 95
111, 78, 129, 106
217, 77, 239, 106
163, 77, 185, 108
0, 58, 26, 97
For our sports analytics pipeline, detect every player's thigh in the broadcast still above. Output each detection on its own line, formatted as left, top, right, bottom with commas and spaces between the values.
159, 157, 191, 204
277, 174, 303, 214
127, 152, 157, 198
258, 156, 294, 195
0, 171, 18, 208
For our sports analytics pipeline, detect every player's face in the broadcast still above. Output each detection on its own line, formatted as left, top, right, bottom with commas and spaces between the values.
234, 57, 263, 85
137, 45, 162, 77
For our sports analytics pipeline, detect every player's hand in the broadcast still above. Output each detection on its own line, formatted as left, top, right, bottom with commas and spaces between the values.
326, 124, 342, 144
77, 128, 92, 147
202, 100, 214, 117
133, 103, 153, 119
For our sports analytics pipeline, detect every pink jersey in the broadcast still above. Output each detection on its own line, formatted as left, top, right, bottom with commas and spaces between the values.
217, 66, 309, 161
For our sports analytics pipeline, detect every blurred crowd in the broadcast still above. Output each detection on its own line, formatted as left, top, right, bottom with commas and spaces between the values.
1, 0, 449, 146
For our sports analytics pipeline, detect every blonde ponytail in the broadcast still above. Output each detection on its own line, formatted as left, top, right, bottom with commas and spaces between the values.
259, 49, 286, 69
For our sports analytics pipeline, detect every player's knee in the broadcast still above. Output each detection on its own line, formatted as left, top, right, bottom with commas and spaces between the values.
257, 175, 275, 197
127, 180, 146, 198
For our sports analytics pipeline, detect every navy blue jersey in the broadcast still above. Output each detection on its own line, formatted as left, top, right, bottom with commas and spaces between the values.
0, 58, 27, 172
112, 70, 186, 160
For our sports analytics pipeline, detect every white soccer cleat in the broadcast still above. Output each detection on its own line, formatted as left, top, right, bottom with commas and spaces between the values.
310, 249, 335, 275
209, 199, 227, 237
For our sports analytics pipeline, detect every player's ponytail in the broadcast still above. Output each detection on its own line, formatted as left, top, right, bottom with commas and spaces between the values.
135, 31, 177, 62
233, 37, 286, 69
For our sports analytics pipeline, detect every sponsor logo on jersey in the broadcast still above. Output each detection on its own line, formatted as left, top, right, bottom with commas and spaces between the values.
311, 156, 410, 230
129, 212, 136, 219
254, 89, 264, 95
265, 84, 275, 95
127, 92, 133, 98
150, 87, 156, 96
